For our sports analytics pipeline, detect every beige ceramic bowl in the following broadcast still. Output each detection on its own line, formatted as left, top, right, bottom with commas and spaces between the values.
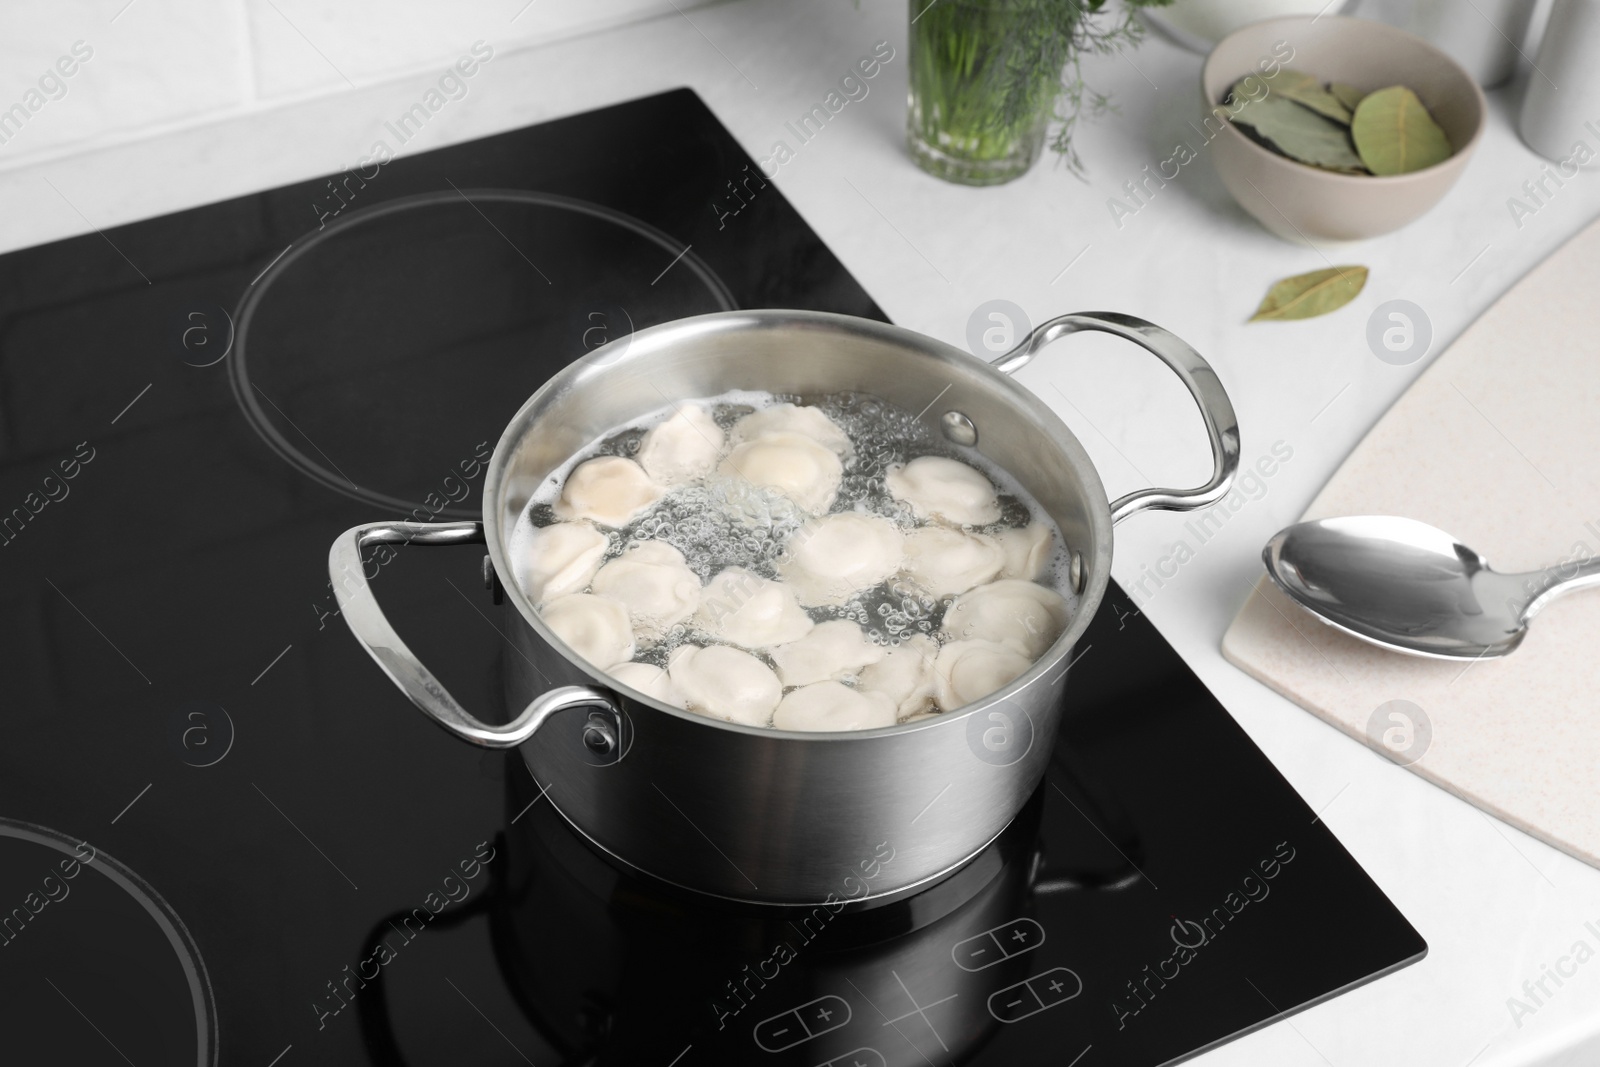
1202, 15, 1486, 242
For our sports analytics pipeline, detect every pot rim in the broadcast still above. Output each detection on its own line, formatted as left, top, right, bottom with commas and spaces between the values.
483, 308, 1114, 740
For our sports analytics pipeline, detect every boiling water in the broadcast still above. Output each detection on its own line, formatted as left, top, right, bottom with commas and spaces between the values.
510, 390, 1074, 671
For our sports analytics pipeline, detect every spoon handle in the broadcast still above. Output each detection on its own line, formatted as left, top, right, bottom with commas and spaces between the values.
1520, 557, 1600, 620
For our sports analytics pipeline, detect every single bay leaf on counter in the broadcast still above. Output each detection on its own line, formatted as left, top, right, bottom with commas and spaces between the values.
1249, 266, 1369, 322
1351, 86, 1452, 175
1329, 82, 1366, 113
1229, 92, 1367, 172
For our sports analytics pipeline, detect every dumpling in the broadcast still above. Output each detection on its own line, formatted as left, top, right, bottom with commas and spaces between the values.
667, 644, 782, 727
590, 541, 702, 644
636, 404, 724, 486
994, 522, 1054, 581
554, 456, 664, 527
886, 456, 1001, 525
777, 513, 904, 606
729, 403, 852, 457
769, 619, 885, 688
900, 526, 1004, 598
541, 593, 635, 669
941, 579, 1070, 658
692, 567, 814, 649
858, 634, 938, 719
933, 639, 1032, 711
718, 432, 842, 514
772, 681, 897, 732
605, 661, 683, 706
519, 521, 607, 604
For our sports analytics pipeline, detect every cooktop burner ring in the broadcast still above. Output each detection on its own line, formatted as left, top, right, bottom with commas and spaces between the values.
0, 818, 218, 1067
228, 187, 737, 517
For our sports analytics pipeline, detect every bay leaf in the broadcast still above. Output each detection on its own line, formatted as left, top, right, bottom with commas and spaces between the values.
1281, 83, 1352, 124
1351, 86, 1452, 175
1263, 68, 1352, 124
1249, 266, 1369, 322
1263, 68, 1320, 93
1226, 68, 1315, 109
1224, 75, 1269, 108
1230, 93, 1366, 172
1329, 82, 1366, 112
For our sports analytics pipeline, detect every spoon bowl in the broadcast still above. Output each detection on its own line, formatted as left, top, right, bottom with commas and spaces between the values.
1262, 516, 1600, 659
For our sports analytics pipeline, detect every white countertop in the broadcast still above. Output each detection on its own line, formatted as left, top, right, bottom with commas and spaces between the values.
8, 0, 1600, 1062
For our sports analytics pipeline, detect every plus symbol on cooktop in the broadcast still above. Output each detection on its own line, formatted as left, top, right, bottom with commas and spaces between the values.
1048, 979, 1066, 993
1012, 930, 1029, 943
817, 1007, 832, 1021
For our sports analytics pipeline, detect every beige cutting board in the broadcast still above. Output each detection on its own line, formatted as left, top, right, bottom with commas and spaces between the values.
1223, 216, 1600, 868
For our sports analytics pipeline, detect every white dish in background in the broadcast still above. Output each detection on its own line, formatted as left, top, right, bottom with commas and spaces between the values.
1142, 0, 1349, 53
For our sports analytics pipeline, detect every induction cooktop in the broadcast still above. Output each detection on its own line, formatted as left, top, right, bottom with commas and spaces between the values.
0, 88, 1424, 1066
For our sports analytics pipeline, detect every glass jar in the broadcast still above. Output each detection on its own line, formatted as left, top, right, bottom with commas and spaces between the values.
906, 0, 1059, 185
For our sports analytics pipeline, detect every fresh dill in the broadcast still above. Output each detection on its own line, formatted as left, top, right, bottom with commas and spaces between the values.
909, 0, 1174, 179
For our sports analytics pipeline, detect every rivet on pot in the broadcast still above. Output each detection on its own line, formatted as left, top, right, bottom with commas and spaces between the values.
940, 410, 977, 446
1069, 551, 1086, 594
582, 713, 617, 756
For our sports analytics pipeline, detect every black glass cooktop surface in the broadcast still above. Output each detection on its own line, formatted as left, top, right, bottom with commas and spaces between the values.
0, 88, 1423, 1066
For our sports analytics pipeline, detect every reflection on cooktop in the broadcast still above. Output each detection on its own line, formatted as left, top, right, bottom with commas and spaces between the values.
351, 576, 1424, 1067
0, 88, 1421, 1066
480, 780, 1052, 1066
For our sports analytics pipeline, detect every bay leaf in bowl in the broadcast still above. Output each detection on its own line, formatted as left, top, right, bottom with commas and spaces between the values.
1264, 68, 1354, 124
1329, 82, 1366, 112
1228, 90, 1366, 172
1351, 86, 1453, 175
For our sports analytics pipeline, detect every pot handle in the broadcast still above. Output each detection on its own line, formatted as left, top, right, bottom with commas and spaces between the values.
993, 311, 1240, 524
328, 520, 622, 752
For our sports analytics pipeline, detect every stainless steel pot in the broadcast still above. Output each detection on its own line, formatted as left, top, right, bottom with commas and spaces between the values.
329, 309, 1238, 906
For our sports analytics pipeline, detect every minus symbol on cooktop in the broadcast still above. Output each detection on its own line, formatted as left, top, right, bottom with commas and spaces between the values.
266, 1043, 292, 1067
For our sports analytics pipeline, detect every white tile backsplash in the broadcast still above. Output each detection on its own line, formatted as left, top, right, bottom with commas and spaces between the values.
0, 0, 720, 168
244, 0, 703, 99
0, 0, 250, 158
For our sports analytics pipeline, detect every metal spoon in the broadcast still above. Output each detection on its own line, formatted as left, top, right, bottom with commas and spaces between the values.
1262, 516, 1600, 659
